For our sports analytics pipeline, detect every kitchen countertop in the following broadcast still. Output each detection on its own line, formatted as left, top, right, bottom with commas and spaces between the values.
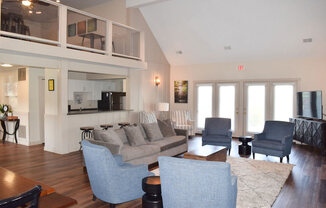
67, 109, 133, 115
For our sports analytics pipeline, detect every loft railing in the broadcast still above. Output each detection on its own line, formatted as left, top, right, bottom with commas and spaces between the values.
0, 0, 144, 61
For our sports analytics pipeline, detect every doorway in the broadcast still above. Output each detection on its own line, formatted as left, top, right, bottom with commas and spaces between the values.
195, 80, 297, 136
39, 77, 45, 144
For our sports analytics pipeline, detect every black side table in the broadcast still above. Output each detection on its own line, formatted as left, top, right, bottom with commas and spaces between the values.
238, 136, 253, 155
1, 118, 20, 144
142, 176, 163, 208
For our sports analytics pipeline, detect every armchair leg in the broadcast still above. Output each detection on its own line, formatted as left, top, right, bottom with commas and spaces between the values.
280, 157, 283, 163
92, 194, 97, 201
110, 204, 116, 208
228, 148, 231, 156
253, 152, 255, 159
286, 155, 290, 162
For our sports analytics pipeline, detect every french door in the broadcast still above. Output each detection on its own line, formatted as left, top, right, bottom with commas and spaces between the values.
244, 83, 268, 135
216, 83, 240, 135
195, 80, 296, 136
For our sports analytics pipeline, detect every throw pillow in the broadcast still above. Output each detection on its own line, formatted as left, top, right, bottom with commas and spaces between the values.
93, 129, 123, 151
124, 125, 147, 146
142, 123, 164, 142
93, 130, 103, 141
157, 119, 177, 137
114, 128, 129, 144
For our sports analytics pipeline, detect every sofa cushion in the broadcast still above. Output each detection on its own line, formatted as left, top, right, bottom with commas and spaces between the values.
92, 129, 123, 151
142, 123, 164, 142
124, 125, 147, 146
151, 136, 187, 151
120, 144, 160, 161
157, 119, 177, 137
252, 140, 284, 151
114, 128, 129, 144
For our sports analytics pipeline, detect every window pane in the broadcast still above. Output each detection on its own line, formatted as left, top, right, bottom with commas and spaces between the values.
197, 85, 213, 129
247, 85, 265, 133
67, 10, 106, 51
113, 24, 140, 58
218, 85, 235, 131
1, 0, 59, 41
274, 85, 294, 121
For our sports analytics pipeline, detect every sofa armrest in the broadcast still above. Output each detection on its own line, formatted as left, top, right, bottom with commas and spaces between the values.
175, 128, 188, 138
254, 133, 264, 141
113, 154, 124, 165
202, 130, 207, 137
85, 139, 121, 155
227, 130, 232, 138
231, 175, 238, 208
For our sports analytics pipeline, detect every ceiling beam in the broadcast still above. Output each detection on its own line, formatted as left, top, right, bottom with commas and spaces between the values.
126, 0, 170, 8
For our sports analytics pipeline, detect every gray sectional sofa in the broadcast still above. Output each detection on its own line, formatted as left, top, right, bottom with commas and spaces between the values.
86, 127, 188, 165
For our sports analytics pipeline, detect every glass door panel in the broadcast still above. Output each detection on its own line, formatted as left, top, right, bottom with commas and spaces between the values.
196, 84, 213, 129
273, 84, 294, 121
217, 84, 236, 131
245, 84, 266, 134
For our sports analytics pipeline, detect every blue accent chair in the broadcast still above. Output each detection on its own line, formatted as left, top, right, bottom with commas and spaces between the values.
252, 120, 295, 163
82, 140, 153, 208
158, 156, 237, 208
202, 117, 232, 155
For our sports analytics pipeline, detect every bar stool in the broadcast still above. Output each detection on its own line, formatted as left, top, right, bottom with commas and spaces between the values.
100, 124, 113, 130
80, 126, 94, 150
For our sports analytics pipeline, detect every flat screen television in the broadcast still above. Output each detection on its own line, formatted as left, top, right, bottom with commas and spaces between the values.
297, 91, 323, 119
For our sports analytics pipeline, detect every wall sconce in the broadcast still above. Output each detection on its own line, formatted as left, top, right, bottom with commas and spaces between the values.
154, 76, 161, 86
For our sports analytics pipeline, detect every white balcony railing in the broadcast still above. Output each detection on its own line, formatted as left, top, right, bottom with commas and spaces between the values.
0, 0, 144, 61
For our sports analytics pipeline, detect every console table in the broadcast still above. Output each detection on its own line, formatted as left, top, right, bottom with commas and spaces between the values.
0, 117, 20, 144
290, 118, 326, 155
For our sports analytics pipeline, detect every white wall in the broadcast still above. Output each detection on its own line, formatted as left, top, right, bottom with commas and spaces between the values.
170, 57, 326, 119
29, 67, 45, 145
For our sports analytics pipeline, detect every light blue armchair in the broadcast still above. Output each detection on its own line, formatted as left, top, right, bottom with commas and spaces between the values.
82, 140, 153, 208
158, 156, 237, 208
252, 120, 295, 163
202, 117, 232, 155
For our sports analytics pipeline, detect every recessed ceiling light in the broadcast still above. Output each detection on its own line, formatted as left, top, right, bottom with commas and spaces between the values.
56, 0, 60, 2
29, 10, 33, 14
36, 11, 42, 14
176, 50, 183, 54
224, 46, 232, 50
22, 0, 31, 7
1, 64, 13, 67
303, 38, 312, 43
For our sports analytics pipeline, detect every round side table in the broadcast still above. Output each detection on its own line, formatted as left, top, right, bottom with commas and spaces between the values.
142, 176, 162, 208
238, 136, 253, 155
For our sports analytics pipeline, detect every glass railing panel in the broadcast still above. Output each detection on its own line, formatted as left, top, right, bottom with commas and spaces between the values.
1, 0, 59, 41
112, 24, 140, 59
67, 10, 106, 51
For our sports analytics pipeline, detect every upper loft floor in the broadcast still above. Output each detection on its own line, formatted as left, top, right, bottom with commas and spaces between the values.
0, 0, 146, 69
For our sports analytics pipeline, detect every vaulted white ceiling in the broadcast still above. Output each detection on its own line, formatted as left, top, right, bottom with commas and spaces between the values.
139, 0, 326, 66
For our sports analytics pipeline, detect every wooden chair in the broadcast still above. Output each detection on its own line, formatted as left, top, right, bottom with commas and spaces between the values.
0, 185, 42, 208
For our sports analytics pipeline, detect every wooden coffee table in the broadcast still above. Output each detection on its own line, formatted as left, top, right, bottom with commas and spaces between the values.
184, 145, 227, 162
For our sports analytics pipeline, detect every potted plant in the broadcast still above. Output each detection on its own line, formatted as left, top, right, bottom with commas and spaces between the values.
0, 104, 12, 119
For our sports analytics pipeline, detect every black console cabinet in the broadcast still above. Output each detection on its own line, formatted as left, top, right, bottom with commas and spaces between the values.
290, 118, 326, 155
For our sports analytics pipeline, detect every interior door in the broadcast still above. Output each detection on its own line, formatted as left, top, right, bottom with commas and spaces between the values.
244, 82, 268, 135
216, 83, 240, 136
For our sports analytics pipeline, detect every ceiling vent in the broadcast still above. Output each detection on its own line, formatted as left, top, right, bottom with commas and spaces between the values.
303, 38, 312, 43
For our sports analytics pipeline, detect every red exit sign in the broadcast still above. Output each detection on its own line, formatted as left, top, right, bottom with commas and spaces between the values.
237, 65, 244, 71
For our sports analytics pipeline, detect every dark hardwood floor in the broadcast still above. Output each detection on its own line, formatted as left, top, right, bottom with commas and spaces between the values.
0, 136, 325, 208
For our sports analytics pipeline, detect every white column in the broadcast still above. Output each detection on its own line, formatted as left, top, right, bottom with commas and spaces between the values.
58, 5, 67, 48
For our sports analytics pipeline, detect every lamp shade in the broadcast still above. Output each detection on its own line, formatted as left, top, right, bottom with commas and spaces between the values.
156, 103, 169, 112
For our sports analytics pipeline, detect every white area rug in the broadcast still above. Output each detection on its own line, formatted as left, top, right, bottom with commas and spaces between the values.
151, 157, 294, 208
